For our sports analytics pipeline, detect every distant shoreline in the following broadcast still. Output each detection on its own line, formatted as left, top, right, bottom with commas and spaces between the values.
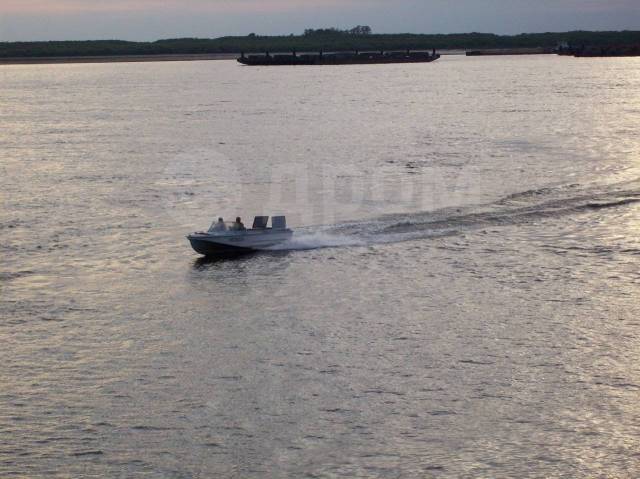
2, 30, 638, 65
0, 49, 562, 66
0, 53, 238, 65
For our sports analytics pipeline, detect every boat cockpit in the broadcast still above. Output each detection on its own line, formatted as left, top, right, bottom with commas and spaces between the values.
207, 216, 288, 234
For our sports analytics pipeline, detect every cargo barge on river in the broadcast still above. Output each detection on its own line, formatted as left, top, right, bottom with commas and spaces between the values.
237, 49, 440, 66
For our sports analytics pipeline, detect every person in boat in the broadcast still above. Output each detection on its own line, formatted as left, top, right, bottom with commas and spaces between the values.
231, 216, 246, 231
210, 217, 227, 232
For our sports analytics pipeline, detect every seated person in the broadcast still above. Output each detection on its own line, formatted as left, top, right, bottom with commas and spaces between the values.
209, 217, 227, 232
231, 216, 246, 231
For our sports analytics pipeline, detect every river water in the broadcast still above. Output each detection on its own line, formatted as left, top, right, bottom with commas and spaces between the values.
1, 55, 640, 477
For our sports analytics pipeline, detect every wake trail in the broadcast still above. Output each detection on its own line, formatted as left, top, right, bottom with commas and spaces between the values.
265, 178, 640, 252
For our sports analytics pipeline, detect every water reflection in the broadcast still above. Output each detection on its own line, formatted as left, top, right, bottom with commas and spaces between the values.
192, 250, 291, 269
192, 251, 260, 267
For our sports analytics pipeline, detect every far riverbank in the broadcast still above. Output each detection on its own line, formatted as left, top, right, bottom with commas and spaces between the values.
0, 53, 238, 65
0, 49, 559, 66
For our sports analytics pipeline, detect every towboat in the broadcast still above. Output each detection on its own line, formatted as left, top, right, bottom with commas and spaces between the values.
187, 216, 293, 256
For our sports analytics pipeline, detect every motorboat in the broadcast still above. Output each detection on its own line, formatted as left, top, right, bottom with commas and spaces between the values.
187, 216, 293, 256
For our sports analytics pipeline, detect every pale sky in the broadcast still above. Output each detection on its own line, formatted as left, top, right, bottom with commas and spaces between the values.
1, 0, 639, 42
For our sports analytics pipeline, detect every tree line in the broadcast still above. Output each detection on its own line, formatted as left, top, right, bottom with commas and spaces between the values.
304, 26, 372, 36
1, 30, 639, 58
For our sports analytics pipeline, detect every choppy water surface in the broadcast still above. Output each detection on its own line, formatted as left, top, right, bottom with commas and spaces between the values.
1, 55, 640, 477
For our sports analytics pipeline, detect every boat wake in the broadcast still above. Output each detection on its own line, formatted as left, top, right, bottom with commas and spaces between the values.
266, 231, 365, 251
266, 178, 640, 252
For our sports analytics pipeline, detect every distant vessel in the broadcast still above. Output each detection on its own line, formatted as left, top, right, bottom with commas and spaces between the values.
187, 216, 293, 256
465, 48, 551, 56
556, 44, 640, 57
237, 50, 440, 66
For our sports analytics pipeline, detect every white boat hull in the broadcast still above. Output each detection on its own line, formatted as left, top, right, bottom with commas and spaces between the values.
187, 229, 293, 256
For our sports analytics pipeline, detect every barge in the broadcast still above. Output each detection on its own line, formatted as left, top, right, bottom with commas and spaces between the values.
237, 49, 440, 66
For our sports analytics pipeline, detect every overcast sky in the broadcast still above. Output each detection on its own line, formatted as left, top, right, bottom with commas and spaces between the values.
1, 0, 639, 42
